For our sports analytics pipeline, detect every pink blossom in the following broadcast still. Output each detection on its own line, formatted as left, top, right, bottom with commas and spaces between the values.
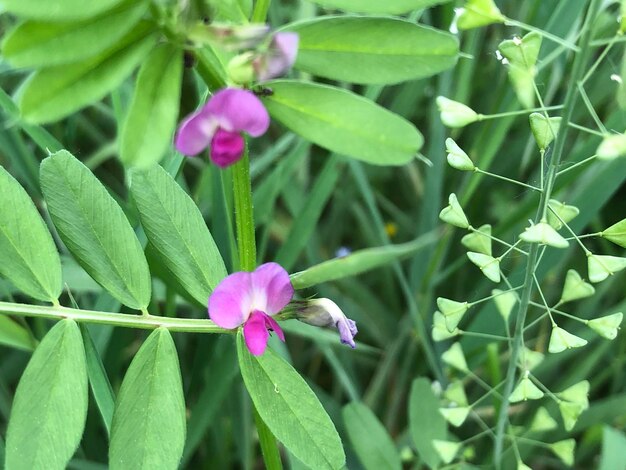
253, 32, 299, 81
175, 88, 270, 167
208, 263, 294, 355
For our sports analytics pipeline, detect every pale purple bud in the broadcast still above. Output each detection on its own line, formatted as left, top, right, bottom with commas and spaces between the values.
296, 298, 358, 348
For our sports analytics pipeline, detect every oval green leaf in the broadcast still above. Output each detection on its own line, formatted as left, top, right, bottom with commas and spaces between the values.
409, 377, 447, 468
40, 150, 151, 310
18, 23, 157, 124
1, 0, 124, 21
0, 316, 36, 351
5, 320, 88, 470
237, 333, 345, 469
342, 402, 401, 470
130, 165, 227, 304
120, 44, 183, 168
2, 0, 148, 68
288, 16, 458, 84
307, 0, 451, 14
109, 328, 186, 470
0, 165, 61, 302
263, 80, 422, 165
290, 233, 436, 289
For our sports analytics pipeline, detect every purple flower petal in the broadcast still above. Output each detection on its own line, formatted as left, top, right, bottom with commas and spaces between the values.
256, 32, 299, 81
250, 262, 294, 315
210, 128, 246, 167
243, 311, 271, 355
337, 317, 357, 349
174, 107, 217, 156
208, 271, 253, 329
206, 88, 269, 137
263, 313, 285, 341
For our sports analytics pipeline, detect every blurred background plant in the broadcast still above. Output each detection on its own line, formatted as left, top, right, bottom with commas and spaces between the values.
0, 0, 625, 469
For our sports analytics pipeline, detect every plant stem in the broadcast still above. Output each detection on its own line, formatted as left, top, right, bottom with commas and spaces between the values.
233, 146, 281, 469
493, 1, 601, 466
253, 407, 283, 470
232, 150, 257, 271
252, 0, 272, 23
0, 301, 226, 333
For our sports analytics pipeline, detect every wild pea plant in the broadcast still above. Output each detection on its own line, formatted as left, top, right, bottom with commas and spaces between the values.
0, 0, 456, 468
0, 0, 625, 469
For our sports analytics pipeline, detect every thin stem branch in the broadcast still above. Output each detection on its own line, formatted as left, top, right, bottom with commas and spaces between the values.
504, 19, 580, 52
0, 301, 226, 333
493, 1, 601, 465
474, 168, 542, 192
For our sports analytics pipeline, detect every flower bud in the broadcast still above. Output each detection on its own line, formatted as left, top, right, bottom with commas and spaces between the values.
189, 22, 271, 50
227, 52, 255, 84
296, 298, 357, 348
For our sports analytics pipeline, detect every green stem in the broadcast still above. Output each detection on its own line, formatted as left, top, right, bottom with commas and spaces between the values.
232, 150, 257, 271
233, 146, 281, 470
251, 0, 272, 23
504, 18, 580, 52
478, 104, 563, 120
0, 301, 226, 333
253, 406, 283, 470
493, 1, 601, 466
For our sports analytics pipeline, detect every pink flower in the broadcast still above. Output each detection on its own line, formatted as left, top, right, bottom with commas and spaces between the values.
209, 263, 294, 356
253, 32, 299, 81
174, 88, 270, 167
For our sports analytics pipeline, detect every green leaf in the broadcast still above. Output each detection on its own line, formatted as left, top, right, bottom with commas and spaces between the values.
342, 402, 401, 470
599, 426, 626, 470
130, 165, 227, 305
0, 165, 61, 302
5, 320, 88, 470
409, 378, 447, 468
40, 150, 151, 310
237, 333, 345, 470
1, 0, 124, 21
19, 23, 157, 124
287, 16, 458, 85
306, 0, 451, 14
263, 80, 422, 165
109, 328, 186, 469
1, 0, 148, 68
290, 233, 436, 289
80, 324, 115, 437
120, 44, 183, 169
0, 316, 35, 351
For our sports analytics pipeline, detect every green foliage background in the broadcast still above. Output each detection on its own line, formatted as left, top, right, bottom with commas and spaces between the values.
0, 0, 625, 469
